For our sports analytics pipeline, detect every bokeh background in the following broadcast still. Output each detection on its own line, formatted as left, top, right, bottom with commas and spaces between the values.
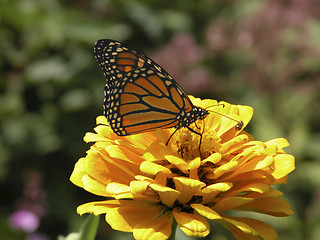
1, 0, 320, 239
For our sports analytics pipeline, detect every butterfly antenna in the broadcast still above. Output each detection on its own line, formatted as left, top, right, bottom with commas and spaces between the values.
205, 104, 243, 131
236, 120, 244, 130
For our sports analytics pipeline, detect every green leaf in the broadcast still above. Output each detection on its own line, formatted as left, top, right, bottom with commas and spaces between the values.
58, 215, 100, 240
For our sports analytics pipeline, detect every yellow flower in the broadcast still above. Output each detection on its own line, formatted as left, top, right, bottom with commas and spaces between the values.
70, 96, 295, 240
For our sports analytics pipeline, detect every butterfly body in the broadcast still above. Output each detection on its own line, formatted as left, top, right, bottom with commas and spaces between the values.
94, 39, 209, 136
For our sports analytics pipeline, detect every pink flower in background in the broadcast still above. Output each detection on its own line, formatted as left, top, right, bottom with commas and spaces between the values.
206, 20, 230, 51
151, 34, 211, 94
183, 67, 211, 93
26, 233, 49, 240
205, 0, 320, 92
9, 210, 39, 233
8, 171, 47, 238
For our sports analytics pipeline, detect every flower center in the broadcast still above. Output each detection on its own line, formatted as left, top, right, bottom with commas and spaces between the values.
170, 124, 222, 160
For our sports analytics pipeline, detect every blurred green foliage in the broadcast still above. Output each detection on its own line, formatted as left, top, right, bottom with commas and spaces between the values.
1, 0, 320, 239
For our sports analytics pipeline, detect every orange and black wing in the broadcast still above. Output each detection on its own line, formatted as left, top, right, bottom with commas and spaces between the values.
94, 39, 195, 136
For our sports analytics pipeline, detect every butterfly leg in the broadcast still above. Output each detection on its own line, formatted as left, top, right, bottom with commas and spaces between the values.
186, 127, 204, 159
194, 121, 201, 130
166, 128, 179, 146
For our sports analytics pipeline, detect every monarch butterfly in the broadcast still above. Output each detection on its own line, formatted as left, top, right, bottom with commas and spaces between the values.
94, 39, 242, 144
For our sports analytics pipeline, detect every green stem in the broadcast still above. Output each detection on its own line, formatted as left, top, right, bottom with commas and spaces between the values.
168, 218, 177, 240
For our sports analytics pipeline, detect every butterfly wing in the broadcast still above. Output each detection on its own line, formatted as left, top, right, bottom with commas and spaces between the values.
94, 39, 195, 136
94, 39, 146, 87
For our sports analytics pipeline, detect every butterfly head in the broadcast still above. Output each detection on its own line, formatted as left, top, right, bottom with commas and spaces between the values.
197, 107, 209, 120
189, 107, 209, 125
175, 106, 209, 130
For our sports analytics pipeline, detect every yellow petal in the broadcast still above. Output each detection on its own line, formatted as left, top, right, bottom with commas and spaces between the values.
272, 154, 295, 179
85, 150, 115, 185
143, 142, 166, 161
202, 152, 222, 165
213, 160, 238, 178
200, 182, 233, 204
223, 224, 261, 240
239, 197, 294, 216
125, 133, 156, 149
106, 182, 134, 199
104, 200, 172, 240
255, 155, 274, 170
221, 216, 278, 240
213, 197, 254, 212
96, 115, 108, 125
223, 182, 270, 198
173, 177, 206, 204
264, 144, 278, 155
133, 213, 173, 240
94, 124, 113, 138
220, 216, 258, 235
204, 182, 233, 192
77, 199, 120, 216
154, 171, 172, 186
219, 134, 249, 153
189, 157, 201, 180
265, 138, 290, 149
81, 174, 109, 196
130, 180, 150, 194
191, 204, 222, 220
235, 104, 254, 130
86, 149, 136, 186
149, 183, 180, 207
70, 157, 109, 196
173, 210, 210, 238
235, 217, 278, 240
218, 103, 253, 139
105, 145, 143, 166
258, 189, 283, 198
83, 132, 106, 143
154, 128, 171, 144
70, 157, 87, 188
140, 161, 171, 176
165, 155, 189, 173
222, 155, 275, 181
